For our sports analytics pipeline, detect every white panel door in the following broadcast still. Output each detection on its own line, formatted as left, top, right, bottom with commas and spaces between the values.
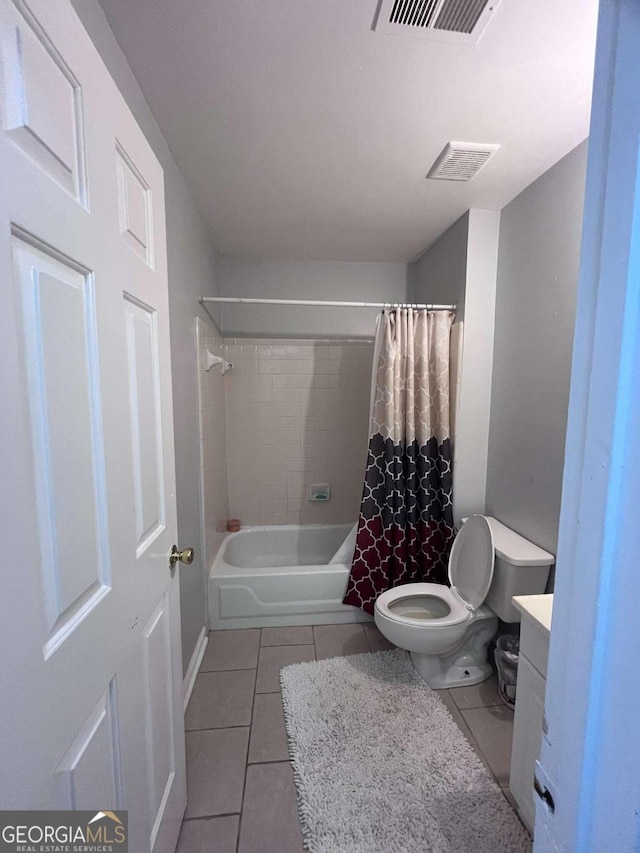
0, 1, 186, 851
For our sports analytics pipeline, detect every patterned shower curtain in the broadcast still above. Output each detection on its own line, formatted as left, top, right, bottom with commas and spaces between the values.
343, 307, 456, 614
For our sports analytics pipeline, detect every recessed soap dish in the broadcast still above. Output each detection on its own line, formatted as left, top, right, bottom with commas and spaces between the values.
308, 483, 331, 502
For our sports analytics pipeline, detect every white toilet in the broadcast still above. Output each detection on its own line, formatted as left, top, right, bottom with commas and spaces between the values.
374, 515, 554, 688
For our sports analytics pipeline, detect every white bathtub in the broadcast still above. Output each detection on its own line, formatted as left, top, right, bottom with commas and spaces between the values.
209, 523, 372, 630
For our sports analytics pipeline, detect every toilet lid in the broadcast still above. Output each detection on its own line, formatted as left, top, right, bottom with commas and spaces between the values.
448, 515, 495, 611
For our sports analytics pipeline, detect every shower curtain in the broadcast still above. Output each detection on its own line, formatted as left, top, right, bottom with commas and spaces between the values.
343, 307, 456, 614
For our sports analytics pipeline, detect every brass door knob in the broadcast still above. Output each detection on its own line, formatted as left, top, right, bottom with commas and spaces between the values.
169, 545, 195, 569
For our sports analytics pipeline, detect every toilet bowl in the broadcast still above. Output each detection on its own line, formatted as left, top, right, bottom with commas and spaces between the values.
374, 515, 554, 689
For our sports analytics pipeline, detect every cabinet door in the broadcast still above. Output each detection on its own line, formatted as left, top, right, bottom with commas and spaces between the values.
510, 654, 546, 833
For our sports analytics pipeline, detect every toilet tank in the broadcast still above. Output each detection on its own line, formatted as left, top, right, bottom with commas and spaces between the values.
481, 517, 554, 623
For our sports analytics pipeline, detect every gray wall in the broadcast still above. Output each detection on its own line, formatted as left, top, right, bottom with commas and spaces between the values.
220, 258, 408, 338
411, 210, 500, 521
412, 213, 469, 318
71, 0, 222, 674
486, 141, 588, 557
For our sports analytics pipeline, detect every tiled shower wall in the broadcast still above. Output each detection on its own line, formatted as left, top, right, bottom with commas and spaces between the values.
224, 338, 373, 526
195, 319, 229, 568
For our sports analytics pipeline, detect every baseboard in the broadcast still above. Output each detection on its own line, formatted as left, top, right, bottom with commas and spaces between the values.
182, 626, 208, 712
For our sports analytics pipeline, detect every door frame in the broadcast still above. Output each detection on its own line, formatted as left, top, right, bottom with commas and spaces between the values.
535, 0, 640, 849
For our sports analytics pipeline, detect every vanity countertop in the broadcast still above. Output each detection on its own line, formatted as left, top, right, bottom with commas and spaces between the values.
513, 593, 553, 637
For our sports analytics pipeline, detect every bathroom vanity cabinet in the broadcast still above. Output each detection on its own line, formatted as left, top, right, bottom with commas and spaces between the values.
509, 594, 553, 834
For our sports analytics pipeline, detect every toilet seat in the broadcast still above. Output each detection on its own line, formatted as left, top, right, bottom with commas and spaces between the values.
375, 515, 496, 626
376, 582, 471, 627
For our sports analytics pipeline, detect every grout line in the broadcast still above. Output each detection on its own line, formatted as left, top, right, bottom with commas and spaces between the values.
247, 682, 259, 764
232, 814, 240, 853
236, 661, 258, 853
184, 812, 241, 822
436, 690, 509, 789
460, 722, 509, 790
450, 698, 504, 711
446, 708, 499, 784
185, 723, 252, 733
199, 666, 257, 673
363, 623, 374, 653
246, 758, 291, 767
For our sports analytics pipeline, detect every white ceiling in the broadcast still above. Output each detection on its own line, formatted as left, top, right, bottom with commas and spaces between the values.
98, 0, 598, 261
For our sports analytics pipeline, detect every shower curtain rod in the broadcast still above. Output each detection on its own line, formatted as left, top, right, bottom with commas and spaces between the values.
201, 297, 456, 310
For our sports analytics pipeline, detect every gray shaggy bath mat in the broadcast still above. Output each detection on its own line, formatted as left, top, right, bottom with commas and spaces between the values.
280, 649, 530, 853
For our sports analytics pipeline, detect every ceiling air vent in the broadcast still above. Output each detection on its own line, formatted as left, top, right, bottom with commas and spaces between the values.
374, 0, 502, 45
427, 142, 500, 181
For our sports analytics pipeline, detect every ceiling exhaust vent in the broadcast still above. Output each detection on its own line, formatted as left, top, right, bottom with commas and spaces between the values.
427, 142, 500, 181
374, 0, 502, 45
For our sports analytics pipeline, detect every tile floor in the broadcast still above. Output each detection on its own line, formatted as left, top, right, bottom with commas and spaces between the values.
178, 622, 519, 853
